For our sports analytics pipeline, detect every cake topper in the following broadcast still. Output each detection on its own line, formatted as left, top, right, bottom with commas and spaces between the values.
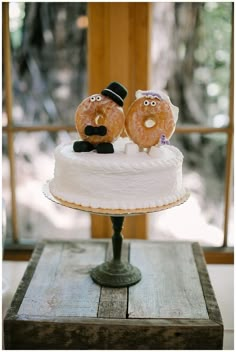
73, 81, 127, 154
125, 89, 179, 148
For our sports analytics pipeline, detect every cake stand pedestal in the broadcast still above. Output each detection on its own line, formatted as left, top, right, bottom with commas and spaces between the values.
90, 216, 141, 287
43, 181, 189, 288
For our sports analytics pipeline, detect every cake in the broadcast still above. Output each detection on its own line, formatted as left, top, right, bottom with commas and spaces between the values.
49, 138, 186, 211
49, 83, 188, 212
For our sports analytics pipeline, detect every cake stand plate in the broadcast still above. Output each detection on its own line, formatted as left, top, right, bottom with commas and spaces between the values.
43, 181, 189, 287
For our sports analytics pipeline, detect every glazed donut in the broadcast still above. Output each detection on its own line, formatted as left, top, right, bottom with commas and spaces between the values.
75, 94, 125, 145
125, 90, 179, 148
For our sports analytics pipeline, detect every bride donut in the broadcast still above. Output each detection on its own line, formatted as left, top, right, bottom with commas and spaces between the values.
74, 82, 127, 153
125, 90, 179, 148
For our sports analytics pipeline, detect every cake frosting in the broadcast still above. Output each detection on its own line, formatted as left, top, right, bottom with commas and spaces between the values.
49, 138, 186, 210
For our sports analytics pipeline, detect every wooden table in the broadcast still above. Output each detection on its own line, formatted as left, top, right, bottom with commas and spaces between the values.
4, 240, 223, 350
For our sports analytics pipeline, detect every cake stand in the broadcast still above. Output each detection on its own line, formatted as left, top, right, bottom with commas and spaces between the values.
43, 181, 189, 288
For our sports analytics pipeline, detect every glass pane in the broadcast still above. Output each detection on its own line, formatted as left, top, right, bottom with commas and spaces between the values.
9, 3, 87, 126
14, 131, 90, 241
2, 134, 13, 242
148, 133, 227, 246
151, 2, 232, 127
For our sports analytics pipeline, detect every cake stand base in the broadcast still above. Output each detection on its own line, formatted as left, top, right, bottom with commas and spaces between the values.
91, 216, 141, 288
91, 260, 141, 288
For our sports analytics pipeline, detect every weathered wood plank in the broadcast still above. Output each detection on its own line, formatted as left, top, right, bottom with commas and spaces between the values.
4, 242, 45, 321
4, 319, 222, 350
17, 243, 64, 316
98, 242, 128, 318
128, 242, 209, 319
18, 242, 105, 318
192, 243, 224, 326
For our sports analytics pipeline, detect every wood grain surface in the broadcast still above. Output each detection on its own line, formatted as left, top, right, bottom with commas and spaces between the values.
129, 241, 209, 319
4, 240, 223, 350
98, 242, 128, 318
18, 242, 106, 318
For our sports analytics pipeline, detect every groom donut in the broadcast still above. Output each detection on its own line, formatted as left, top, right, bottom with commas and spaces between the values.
73, 82, 127, 154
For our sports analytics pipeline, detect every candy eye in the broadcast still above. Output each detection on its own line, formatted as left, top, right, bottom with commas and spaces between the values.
96, 95, 102, 101
151, 101, 156, 106
144, 100, 149, 106
90, 96, 96, 102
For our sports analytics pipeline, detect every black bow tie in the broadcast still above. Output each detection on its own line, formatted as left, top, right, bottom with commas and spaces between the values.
84, 125, 107, 136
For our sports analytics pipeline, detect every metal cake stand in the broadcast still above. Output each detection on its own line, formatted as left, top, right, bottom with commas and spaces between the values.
43, 181, 189, 288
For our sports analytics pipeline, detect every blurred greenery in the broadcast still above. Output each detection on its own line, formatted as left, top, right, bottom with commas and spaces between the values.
194, 2, 231, 127
6, 3, 87, 126
8, 2, 25, 49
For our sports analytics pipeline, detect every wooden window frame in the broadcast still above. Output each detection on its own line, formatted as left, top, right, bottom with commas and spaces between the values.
2, 3, 234, 264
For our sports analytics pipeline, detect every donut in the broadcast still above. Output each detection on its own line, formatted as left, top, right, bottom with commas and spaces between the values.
125, 90, 179, 148
75, 94, 125, 145
75, 82, 127, 146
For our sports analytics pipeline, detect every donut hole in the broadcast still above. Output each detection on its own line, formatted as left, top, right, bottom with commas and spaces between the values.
144, 118, 156, 128
95, 114, 106, 126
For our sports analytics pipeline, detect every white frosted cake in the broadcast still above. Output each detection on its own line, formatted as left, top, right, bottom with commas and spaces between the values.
49, 138, 186, 211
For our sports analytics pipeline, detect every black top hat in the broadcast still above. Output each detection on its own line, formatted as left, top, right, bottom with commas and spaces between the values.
101, 82, 128, 107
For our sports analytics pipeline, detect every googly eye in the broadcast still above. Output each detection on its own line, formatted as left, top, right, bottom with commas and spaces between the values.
90, 96, 96, 102
96, 95, 102, 101
144, 100, 149, 106
151, 101, 156, 106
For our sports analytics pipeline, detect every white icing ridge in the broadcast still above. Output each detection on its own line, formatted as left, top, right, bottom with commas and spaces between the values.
50, 140, 185, 210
